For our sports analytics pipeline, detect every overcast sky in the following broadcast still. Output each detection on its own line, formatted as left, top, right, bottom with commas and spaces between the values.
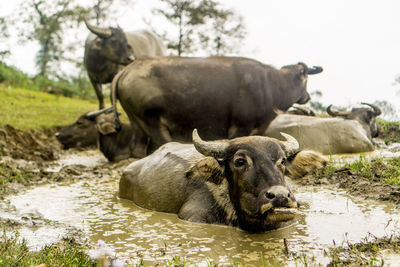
1, 0, 400, 119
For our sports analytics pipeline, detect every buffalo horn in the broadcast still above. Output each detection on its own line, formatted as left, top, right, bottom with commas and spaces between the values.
361, 102, 382, 116
307, 66, 323, 75
86, 107, 113, 119
84, 19, 112, 38
326, 105, 351, 117
192, 129, 229, 159
280, 133, 299, 156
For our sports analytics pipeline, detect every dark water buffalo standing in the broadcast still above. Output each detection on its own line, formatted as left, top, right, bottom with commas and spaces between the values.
327, 103, 382, 138
84, 20, 166, 109
120, 129, 327, 232
112, 57, 323, 158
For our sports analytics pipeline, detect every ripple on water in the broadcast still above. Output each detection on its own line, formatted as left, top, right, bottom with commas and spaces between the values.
4, 172, 400, 265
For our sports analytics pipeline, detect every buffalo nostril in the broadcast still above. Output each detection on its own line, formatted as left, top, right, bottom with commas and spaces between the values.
266, 192, 275, 199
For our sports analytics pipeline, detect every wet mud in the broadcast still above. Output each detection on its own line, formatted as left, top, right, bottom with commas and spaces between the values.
0, 126, 400, 265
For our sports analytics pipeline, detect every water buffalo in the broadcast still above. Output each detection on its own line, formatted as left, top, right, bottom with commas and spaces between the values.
119, 129, 328, 232
55, 111, 100, 149
84, 20, 166, 109
55, 108, 137, 161
327, 103, 382, 138
112, 56, 323, 158
264, 114, 375, 154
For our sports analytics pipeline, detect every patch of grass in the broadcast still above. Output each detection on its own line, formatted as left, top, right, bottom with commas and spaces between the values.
377, 119, 400, 144
0, 61, 94, 99
327, 234, 400, 266
0, 87, 98, 130
347, 156, 400, 186
0, 229, 96, 267
0, 163, 32, 197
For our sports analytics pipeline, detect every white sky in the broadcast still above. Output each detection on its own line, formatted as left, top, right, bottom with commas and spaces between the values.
1, 0, 400, 118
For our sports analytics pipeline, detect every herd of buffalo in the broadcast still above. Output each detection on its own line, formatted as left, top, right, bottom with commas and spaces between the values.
55, 21, 383, 232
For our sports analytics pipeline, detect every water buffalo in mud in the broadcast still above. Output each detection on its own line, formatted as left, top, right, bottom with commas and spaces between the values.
119, 129, 328, 232
55, 111, 99, 149
111, 56, 323, 158
326, 102, 382, 138
84, 20, 166, 109
56, 108, 136, 161
264, 107, 382, 155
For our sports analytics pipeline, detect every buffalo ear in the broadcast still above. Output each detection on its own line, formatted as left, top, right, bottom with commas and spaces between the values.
285, 150, 328, 179
96, 121, 117, 135
186, 157, 225, 185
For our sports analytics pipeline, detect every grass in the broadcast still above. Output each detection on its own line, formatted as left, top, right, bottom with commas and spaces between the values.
0, 61, 94, 99
322, 156, 400, 186
377, 119, 400, 144
0, 229, 96, 267
0, 163, 32, 198
0, 86, 98, 130
327, 233, 400, 266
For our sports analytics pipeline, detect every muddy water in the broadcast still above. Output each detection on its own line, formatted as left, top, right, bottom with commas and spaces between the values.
3, 150, 400, 265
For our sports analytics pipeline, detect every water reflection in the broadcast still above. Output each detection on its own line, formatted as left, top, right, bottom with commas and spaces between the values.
5, 174, 400, 265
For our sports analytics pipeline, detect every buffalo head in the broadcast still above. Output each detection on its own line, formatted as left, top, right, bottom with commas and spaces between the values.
327, 103, 382, 138
280, 63, 323, 107
56, 107, 113, 149
192, 129, 299, 232
85, 20, 133, 65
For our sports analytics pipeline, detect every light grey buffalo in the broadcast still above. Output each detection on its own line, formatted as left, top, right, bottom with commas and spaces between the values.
84, 20, 166, 109
265, 103, 382, 154
264, 114, 375, 154
119, 129, 328, 232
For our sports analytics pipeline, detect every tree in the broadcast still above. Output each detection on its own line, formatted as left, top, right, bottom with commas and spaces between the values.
90, 0, 135, 25
15, 0, 89, 77
0, 16, 10, 59
199, 8, 246, 56
150, 0, 246, 56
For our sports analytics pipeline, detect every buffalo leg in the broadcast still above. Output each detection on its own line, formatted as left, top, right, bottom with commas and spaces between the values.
90, 77, 104, 109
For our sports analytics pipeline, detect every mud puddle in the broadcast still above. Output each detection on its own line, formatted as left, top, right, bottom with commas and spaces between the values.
2, 155, 400, 265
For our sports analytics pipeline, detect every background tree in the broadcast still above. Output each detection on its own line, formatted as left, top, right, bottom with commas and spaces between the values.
199, 8, 245, 56
0, 16, 11, 59
90, 0, 135, 25
150, 0, 246, 56
15, 0, 89, 77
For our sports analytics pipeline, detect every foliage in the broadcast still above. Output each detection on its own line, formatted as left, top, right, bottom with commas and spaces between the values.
89, 0, 135, 25
0, 61, 94, 98
0, 17, 10, 59
309, 90, 327, 114
198, 8, 246, 56
0, 163, 32, 197
15, 0, 89, 77
377, 119, 400, 144
150, 0, 246, 56
324, 156, 400, 186
0, 230, 96, 267
0, 86, 97, 130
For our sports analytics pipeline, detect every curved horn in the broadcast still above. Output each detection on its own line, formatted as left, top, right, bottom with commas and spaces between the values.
307, 66, 323, 75
293, 105, 315, 116
326, 105, 351, 117
361, 102, 382, 116
192, 129, 229, 159
84, 19, 112, 38
280, 133, 299, 156
85, 107, 113, 119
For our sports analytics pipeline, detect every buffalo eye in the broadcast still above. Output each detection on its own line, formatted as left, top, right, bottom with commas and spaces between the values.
281, 158, 287, 165
234, 158, 247, 167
